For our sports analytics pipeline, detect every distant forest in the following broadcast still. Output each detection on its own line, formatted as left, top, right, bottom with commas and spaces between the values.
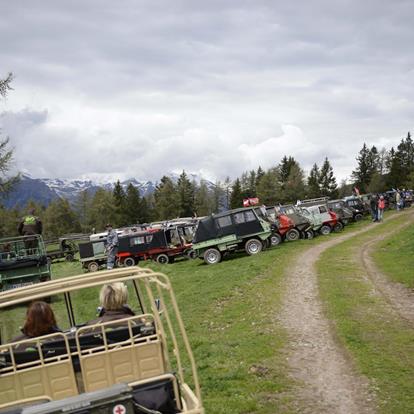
1, 131, 414, 239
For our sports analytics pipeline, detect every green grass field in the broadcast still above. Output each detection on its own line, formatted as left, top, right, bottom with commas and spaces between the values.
317, 213, 414, 414
372, 221, 414, 288
2, 213, 412, 413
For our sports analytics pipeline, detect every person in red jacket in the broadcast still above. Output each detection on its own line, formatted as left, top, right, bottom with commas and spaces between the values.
377, 196, 385, 222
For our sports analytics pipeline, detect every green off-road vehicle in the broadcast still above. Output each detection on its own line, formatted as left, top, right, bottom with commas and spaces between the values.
191, 207, 272, 264
0, 235, 51, 292
0, 267, 204, 414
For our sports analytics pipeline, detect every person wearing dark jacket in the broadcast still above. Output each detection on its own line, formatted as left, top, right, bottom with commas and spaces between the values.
87, 282, 135, 326
18, 208, 43, 254
370, 195, 378, 222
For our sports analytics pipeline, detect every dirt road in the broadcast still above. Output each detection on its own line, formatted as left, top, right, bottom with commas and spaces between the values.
279, 210, 414, 414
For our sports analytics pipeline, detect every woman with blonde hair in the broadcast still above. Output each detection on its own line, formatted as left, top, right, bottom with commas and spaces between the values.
88, 282, 135, 325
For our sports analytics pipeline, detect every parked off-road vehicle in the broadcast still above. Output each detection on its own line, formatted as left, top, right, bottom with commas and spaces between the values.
273, 205, 313, 239
117, 226, 193, 266
79, 239, 108, 272
0, 267, 204, 413
45, 234, 89, 263
192, 207, 272, 264
343, 196, 370, 221
263, 206, 299, 244
327, 199, 354, 225
299, 204, 341, 235
0, 235, 51, 292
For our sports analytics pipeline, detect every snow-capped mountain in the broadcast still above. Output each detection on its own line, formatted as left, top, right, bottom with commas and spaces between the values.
1, 173, 213, 209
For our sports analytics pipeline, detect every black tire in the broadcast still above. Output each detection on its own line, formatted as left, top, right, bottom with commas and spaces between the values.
333, 222, 344, 232
286, 228, 300, 241
65, 253, 74, 262
187, 249, 197, 259
124, 257, 136, 267
245, 239, 263, 255
88, 261, 99, 272
156, 254, 169, 264
204, 248, 222, 265
320, 225, 331, 235
306, 230, 314, 240
354, 213, 363, 221
270, 234, 282, 246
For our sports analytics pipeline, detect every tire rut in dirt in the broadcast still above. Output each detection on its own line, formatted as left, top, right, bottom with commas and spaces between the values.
279, 225, 383, 413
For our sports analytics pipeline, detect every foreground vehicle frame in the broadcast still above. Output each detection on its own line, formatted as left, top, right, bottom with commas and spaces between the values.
0, 235, 51, 292
0, 268, 204, 413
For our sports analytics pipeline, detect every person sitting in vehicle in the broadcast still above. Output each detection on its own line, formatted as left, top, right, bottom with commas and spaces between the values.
87, 282, 135, 325
12, 301, 61, 347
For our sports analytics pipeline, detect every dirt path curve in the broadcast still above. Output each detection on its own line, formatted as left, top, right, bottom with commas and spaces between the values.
279, 210, 413, 414
360, 218, 414, 326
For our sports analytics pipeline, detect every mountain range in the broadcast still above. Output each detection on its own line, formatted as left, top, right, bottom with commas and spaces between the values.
1, 173, 213, 209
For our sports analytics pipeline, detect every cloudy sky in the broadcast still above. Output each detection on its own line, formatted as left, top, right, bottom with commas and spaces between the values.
1, 0, 413, 183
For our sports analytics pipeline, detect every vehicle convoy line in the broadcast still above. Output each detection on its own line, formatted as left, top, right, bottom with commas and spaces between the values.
278, 210, 413, 414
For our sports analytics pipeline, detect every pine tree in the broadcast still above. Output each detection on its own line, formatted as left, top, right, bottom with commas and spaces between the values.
307, 163, 321, 198
112, 180, 127, 227
230, 178, 243, 209
352, 143, 372, 192
279, 156, 297, 183
73, 190, 92, 233
256, 168, 282, 205
43, 198, 81, 239
89, 189, 115, 232
194, 180, 214, 216
283, 163, 306, 203
153, 176, 179, 220
176, 171, 195, 217
124, 183, 141, 225
256, 166, 265, 188
319, 157, 338, 198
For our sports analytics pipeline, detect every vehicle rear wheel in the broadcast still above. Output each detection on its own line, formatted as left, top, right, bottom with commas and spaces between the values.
320, 225, 331, 235
204, 248, 222, 265
65, 253, 74, 262
156, 254, 169, 264
88, 261, 99, 272
270, 233, 282, 246
354, 213, 363, 221
306, 230, 314, 240
245, 239, 263, 255
334, 222, 344, 232
187, 249, 197, 259
286, 228, 300, 241
124, 257, 136, 267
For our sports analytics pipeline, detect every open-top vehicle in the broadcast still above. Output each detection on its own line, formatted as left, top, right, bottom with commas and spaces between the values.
192, 207, 272, 264
0, 235, 51, 292
117, 226, 193, 266
45, 234, 89, 263
0, 267, 204, 413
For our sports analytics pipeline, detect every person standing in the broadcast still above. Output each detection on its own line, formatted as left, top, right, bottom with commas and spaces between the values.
377, 196, 386, 222
370, 195, 378, 222
395, 190, 401, 211
18, 208, 42, 254
105, 224, 118, 270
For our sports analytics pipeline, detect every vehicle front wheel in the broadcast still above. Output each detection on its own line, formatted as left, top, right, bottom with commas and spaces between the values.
320, 225, 331, 235
187, 249, 197, 259
203, 248, 222, 265
270, 233, 282, 246
306, 230, 314, 240
65, 253, 74, 262
88, 261, 99, 272
333, 222, 344, 232
286, 228, 300, 241
156, 254, 170, 264
354, 213, 363, 221
124, 257, 136, 266
245, 239, 263, 255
